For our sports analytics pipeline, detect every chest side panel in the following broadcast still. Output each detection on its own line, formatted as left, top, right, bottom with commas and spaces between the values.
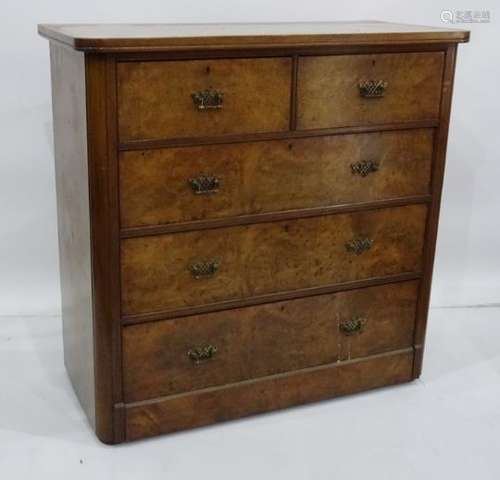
50, 43, 95, 428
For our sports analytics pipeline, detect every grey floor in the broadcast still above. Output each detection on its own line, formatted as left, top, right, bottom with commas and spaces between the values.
1, 307, 499, 479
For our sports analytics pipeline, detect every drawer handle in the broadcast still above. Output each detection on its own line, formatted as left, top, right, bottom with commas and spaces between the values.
188, 344, 218, 364
188, 174, 221, 195
189, 259, 220, 279
351, 160, 379, 177
345, 237, 373, 255
358, 80, 387, 98
340, 318, 366, 336
191, 88, 224, 110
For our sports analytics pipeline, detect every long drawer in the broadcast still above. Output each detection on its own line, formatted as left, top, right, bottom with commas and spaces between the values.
125, 350, 414, 440
297, 52, 444, 129
121, 204, 427, 315
123, 281, 418, 402
117, 58, 292, 142
120, 129, 433, 228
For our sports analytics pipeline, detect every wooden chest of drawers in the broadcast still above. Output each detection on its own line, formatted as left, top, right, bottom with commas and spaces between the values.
39, 22, 469, 444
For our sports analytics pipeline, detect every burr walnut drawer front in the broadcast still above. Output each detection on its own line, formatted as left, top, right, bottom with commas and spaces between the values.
117, 58, 292, 142
121, 204, 427, 315
122, 281, 418, 402
120, 129, 433, 228
297, 52, 444, 130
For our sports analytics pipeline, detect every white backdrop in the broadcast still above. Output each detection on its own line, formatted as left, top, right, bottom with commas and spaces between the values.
0, 0, 498, 315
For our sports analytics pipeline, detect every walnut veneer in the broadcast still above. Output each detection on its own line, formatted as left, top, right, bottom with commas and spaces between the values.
39, 21, 469, 443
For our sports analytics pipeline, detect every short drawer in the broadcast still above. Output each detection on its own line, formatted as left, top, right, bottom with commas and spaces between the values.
123, 281, 418, 402
120, 129, 433, 228
121, 204, 427, 315
117, 58, 292, 142
297, 52, 444, 129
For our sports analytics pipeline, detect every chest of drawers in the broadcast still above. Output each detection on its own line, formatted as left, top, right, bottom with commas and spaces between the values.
39, 22, 469, 444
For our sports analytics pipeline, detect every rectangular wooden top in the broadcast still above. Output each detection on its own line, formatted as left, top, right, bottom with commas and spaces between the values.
38, 21, 469, 53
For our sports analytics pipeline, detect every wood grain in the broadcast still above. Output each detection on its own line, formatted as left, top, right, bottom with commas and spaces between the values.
123, 281, 418, 402
85, 53, 123, 443
121, 205, 427, 315
118, 120, 438, 158
413, 45, 458, 378
120, 129, 433, 228
121, 195, 431, 240
297, 52, 444, 129
40, 22, 468, 443
37, 22, 469, 53
122, 273, 422, 325
49, 43, 95, 429
117, 58, 291, 142
124, 349, 414, 440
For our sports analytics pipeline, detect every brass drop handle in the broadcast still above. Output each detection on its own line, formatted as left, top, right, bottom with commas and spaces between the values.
345, 237, 374, 255
340, 318, 365, 336
351, 160, 379, 177
189, 259, 220, 279
188, 344, 218, 364
188, 175, 221, 195
191, 88, 224, 110
358, 80, 387, 98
